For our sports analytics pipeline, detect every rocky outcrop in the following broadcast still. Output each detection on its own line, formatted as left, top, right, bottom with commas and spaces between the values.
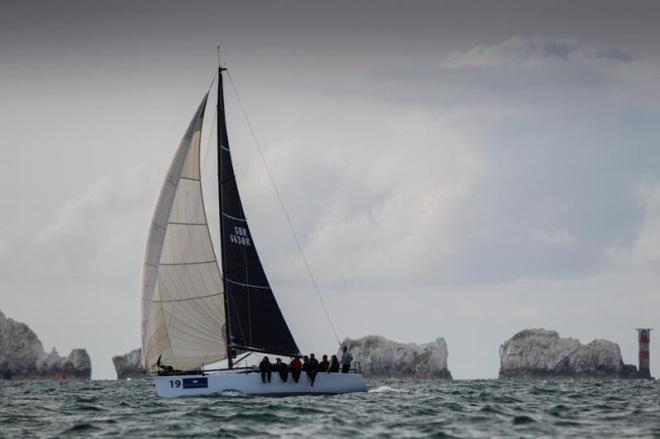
0, 310, 91, 379
499, 329, 642, 379
112, 348, 144, 379
341, 335, 452, 379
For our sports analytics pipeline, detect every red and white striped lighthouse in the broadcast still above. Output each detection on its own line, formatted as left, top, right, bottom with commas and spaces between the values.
636, 328, 652, 379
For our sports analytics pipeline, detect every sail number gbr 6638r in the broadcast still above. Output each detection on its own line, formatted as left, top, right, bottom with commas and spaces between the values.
229, 226, 251, 247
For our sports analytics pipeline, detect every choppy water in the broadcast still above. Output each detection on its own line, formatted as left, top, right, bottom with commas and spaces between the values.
1, 378, 659, 437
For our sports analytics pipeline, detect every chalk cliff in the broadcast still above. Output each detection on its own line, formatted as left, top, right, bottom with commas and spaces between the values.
341, 335, 452, 379
0, 310, 91, 379
112, 348, 144, 379
499, 329, 640, 379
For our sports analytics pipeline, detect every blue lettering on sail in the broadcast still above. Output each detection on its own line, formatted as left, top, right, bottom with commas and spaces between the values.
182, 377, 208, 389
229, 226, 251, 247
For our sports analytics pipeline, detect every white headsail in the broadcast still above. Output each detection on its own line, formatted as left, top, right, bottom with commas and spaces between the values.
141, 94, 227, 371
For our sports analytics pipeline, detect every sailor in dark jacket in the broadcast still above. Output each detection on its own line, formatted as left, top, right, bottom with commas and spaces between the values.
259, 356, 272, 383
328, 355, 340, 373
307, 353, 320, 386
275, 357, 288, 382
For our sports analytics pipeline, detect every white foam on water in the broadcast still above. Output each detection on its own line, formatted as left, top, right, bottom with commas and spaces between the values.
369, 385, 404, 393
219, 390, 246, 397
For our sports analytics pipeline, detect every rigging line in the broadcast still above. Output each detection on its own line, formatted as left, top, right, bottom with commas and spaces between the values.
208, 71, 218, 94
200, 71, 219, 174
226, 70, 341, 346
201, 69, 218, 172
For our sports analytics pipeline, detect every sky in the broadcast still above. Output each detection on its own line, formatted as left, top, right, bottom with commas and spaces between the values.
1, 0, 660, 379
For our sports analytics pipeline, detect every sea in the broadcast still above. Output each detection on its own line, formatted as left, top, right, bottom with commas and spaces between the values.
1, 378, 659, 438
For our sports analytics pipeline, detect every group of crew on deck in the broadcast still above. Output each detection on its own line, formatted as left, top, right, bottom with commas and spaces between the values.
258, 346, 354, 386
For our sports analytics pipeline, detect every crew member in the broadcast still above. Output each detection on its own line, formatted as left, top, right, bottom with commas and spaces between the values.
275, 358, 288, 382
340, 346, 353, 373
302, 355, 310, 374
307, 353, 320, 386
328, 355, 340, 373
318, 354, 330, 372
259, 356, 272, 383
290, 356, 302, 383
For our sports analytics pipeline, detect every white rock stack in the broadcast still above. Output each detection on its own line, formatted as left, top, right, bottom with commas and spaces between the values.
499, 329, 639, 378
112, 348, 144, 379
341, 335, 452, 379
0, 310, 91, 379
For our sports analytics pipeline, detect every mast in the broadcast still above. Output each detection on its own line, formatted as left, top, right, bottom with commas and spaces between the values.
217, 55, 233, 369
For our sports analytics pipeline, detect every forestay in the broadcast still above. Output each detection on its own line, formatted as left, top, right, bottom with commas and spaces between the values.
141, 94, 227, 371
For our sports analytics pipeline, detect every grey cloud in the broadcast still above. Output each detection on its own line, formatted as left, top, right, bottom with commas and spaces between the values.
228, 50, 660, 288
0, 166, 157, 284
232, 101, 660, 288
595, 48, 633, 63
444, 37, 634, 68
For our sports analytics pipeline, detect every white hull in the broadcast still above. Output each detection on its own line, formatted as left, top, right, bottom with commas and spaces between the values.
154, 370, 367, 397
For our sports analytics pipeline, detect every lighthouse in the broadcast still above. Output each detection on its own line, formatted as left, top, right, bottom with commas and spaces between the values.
636, 328, 652, 379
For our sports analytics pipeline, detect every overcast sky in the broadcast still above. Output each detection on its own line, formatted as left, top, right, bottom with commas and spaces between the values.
1, 0, 660, 379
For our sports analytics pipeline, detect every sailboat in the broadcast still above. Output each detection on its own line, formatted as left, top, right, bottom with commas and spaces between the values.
140, 60, 367, 397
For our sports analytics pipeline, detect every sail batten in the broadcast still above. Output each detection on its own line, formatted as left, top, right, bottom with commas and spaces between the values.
153, 292, 223, 304
225, 279, 270, 289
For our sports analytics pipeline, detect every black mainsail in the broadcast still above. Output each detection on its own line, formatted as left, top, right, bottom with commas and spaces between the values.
217, 67, 300, 363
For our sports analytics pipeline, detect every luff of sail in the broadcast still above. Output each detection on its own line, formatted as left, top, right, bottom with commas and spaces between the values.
141, 94, 227, 371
